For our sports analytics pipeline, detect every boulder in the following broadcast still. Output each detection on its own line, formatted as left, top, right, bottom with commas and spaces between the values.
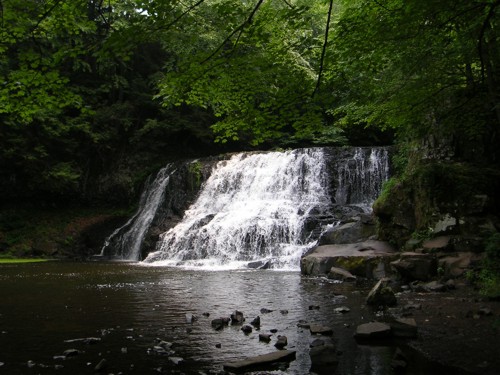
327, 267, 357, 282
318, 219, 376, 246
354, 322, 392, 341
390, 252, 437, 281
223, 350, 296, 372
301, 240, 398, 279
366, 278, 397, 307
422, 236, 453, 252
438, 252, 482, 278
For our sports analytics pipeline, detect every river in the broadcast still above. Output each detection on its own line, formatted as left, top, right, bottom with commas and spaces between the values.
0, 261, 405, 374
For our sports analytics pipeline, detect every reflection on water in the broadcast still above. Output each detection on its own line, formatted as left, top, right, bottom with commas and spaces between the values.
0, 262, 394, 374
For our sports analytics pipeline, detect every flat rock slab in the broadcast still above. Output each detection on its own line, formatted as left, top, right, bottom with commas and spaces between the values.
354, 322, 391, 341
309, 324, 334, 335
223, 350, 296, 372
301, 240, 398, 277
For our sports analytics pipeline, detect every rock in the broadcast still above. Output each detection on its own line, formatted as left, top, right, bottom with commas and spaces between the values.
318, 220, 376, 245
309, 305, 320, 310
247, 260, 272, 269
185, 313, 198, 323
27, 360, 36, 368
479, 307, 493, 316
121, 347, 127, 354
231, 310, 245, 324
274, 335, 288, 349
390, 318, 418, 338
94, 358, 107, 372
64, 337, 101, 345
309, 344, 339, 374
309, 324, 333, 335
333, 306, 350, 314
63, 349, 80, 357
260, 308, 273, 314
310, 338, 326, 347
211, 318, 229, 330
433, 214, 461, 234
438, 252, 482, 278
297, 320, 310, 328
169, 357, 183, 365
327, 266, 357, 282
390, 252, 437, 281
259, 333, 272, 342
301, 240, 398, 279
215, 343, 222, 348
270, 328, 278, 333
250, 316, 261, 328
202, 312, 210, 317
354, 322, 392, 341
280, 309, 288, 314
422, 280, 447, 292
241, 325, 253, 334
222, 350, 296, 372
366, 278, 397, 307
422, 236, 453, 252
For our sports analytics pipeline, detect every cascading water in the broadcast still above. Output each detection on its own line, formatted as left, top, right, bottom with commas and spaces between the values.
334, 148, 390, 209
100, 146, 390, 268
144, 149, 331, 269
100, 164, 176, 260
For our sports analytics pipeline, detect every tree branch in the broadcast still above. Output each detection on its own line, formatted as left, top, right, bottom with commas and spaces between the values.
200, 0, 265, 64
30, 0, 64, 35
312, 0, 333, 98
478, 0, 500, 82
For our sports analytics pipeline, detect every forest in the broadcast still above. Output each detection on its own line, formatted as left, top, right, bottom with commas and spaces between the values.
1, 0, 498, 202
1, 1, 499, 265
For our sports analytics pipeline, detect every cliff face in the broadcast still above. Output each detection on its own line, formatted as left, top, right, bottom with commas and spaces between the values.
373, 136, 500, 251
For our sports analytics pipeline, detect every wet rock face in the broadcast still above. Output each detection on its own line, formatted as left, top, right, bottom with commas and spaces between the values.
300, 240, 398, 279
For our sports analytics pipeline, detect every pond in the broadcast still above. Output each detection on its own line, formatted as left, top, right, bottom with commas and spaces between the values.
0, 261, 402, 374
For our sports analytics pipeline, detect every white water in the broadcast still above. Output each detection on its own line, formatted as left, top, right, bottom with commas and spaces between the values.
100, 165, 176, 260
335, 148, 390, 209
144, 149, 330, 270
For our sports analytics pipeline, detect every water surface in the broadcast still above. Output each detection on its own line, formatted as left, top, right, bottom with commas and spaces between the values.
0, 262, 395, 374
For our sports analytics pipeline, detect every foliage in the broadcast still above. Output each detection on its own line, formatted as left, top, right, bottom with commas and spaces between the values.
1, 0, 499, 204
477, 233, 500, 299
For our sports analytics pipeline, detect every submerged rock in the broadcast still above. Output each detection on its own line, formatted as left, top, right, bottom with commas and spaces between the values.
223, 350, 296, 372
309, 344, 339, 374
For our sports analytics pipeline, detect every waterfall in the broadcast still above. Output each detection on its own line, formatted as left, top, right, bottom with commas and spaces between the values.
100, 164, 176, 261
100, 146, 390, 268
144, 148, 331, 269
334, 148, 390, 209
